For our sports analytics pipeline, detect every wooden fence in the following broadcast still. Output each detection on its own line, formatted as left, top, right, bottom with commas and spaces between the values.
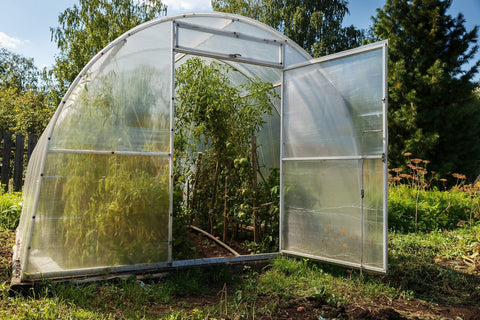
0, 133, 38, 192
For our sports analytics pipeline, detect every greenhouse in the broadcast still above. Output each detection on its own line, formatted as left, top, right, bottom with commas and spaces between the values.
12, 12, 388, 284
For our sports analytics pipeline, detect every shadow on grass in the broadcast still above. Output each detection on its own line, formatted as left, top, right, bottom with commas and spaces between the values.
384, 249, 480, 307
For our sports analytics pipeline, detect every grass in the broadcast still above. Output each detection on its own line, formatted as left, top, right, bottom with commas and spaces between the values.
1, 224, 479, 318
1, 187, 480, 319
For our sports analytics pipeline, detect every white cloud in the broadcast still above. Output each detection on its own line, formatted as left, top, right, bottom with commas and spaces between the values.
163, 0, 212, 12
0, 32, 23, 49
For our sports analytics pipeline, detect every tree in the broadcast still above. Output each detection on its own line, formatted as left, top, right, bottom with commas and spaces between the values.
212, 0, 365, 57
0, 48, 39, 91
51, 0, 166, 99
372, 0, 480, 180
0, 49, 54, 135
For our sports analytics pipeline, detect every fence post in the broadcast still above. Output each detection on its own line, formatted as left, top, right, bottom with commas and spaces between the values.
1, 132, 12, 192
14, 134, 25, 192
27, 133, 38, 162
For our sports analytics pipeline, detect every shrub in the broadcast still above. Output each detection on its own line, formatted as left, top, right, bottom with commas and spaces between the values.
388, 184, 479, 233
0, 189, 22, 230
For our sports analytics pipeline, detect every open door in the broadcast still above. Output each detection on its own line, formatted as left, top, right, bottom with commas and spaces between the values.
280, 41, 388, 273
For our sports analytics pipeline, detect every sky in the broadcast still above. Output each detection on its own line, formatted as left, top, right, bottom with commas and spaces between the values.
0, 0, 479, 81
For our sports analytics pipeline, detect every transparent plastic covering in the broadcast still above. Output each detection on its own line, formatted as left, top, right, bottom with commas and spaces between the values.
13, 12, 313, 282
281, 43, 387, 272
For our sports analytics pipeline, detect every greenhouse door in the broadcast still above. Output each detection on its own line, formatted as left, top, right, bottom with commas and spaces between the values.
280, 41, 388, 273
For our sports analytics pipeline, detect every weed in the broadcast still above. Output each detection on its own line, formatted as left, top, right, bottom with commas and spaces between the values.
389, 184, 479, 232
0, 189, 22, 230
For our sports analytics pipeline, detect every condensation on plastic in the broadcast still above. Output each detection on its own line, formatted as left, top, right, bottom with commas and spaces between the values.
283, 49, 383, 158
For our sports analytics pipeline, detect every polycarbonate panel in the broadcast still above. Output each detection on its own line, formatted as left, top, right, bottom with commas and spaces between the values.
49, 24, 171, 153
176, 22, 282, 66
14, 130, 50, 274
24, 153, 169, 277
283, 48, 384, 158
282, 159, 384, 269
362, 159, 385, 268
281, 42, 387, 272
173, 15, 308, 67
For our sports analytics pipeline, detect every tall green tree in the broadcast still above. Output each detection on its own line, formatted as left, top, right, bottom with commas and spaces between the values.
372, 0, 480, 180
0, 49, 54, 135
212, 0, 365, 57
0, 48, 39, 91
51, 0, 166, 99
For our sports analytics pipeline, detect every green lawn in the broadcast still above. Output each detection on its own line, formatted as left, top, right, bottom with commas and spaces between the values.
1, 187, 479, 319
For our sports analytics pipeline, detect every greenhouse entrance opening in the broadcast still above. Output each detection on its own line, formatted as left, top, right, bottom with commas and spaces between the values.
12, 13, 388, 285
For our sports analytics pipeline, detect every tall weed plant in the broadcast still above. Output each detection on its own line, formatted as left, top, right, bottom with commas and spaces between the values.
389, 184, 479, 232
388, 153, 480, 233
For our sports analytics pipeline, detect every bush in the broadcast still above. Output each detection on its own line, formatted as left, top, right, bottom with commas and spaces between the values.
388, 184, 479, 233
0, 189, 22, 230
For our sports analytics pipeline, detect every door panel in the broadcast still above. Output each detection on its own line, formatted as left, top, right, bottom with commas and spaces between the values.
280, 41, 388, 272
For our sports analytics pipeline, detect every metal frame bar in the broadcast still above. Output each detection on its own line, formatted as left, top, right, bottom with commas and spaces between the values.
168, 20, 176, 264
279, 45, 286, 253
281, 250, 385, 274
48, 149, 170, 157
382, 41, 389, 273
282, 155, 383, 161
17, 253, 278, 283
173, 47, 284, 69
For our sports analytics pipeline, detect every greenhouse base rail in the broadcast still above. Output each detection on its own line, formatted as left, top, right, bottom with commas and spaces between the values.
10, 253, 278, 288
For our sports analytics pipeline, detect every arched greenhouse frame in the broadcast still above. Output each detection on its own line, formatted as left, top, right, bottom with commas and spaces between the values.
12, 12, 388, 285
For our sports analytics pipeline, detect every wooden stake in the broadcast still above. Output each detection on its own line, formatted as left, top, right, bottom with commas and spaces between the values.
252, 136, 260, 243
209, 161, 221, 234
223, 176, 228, 243
190, 152, 203, 225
